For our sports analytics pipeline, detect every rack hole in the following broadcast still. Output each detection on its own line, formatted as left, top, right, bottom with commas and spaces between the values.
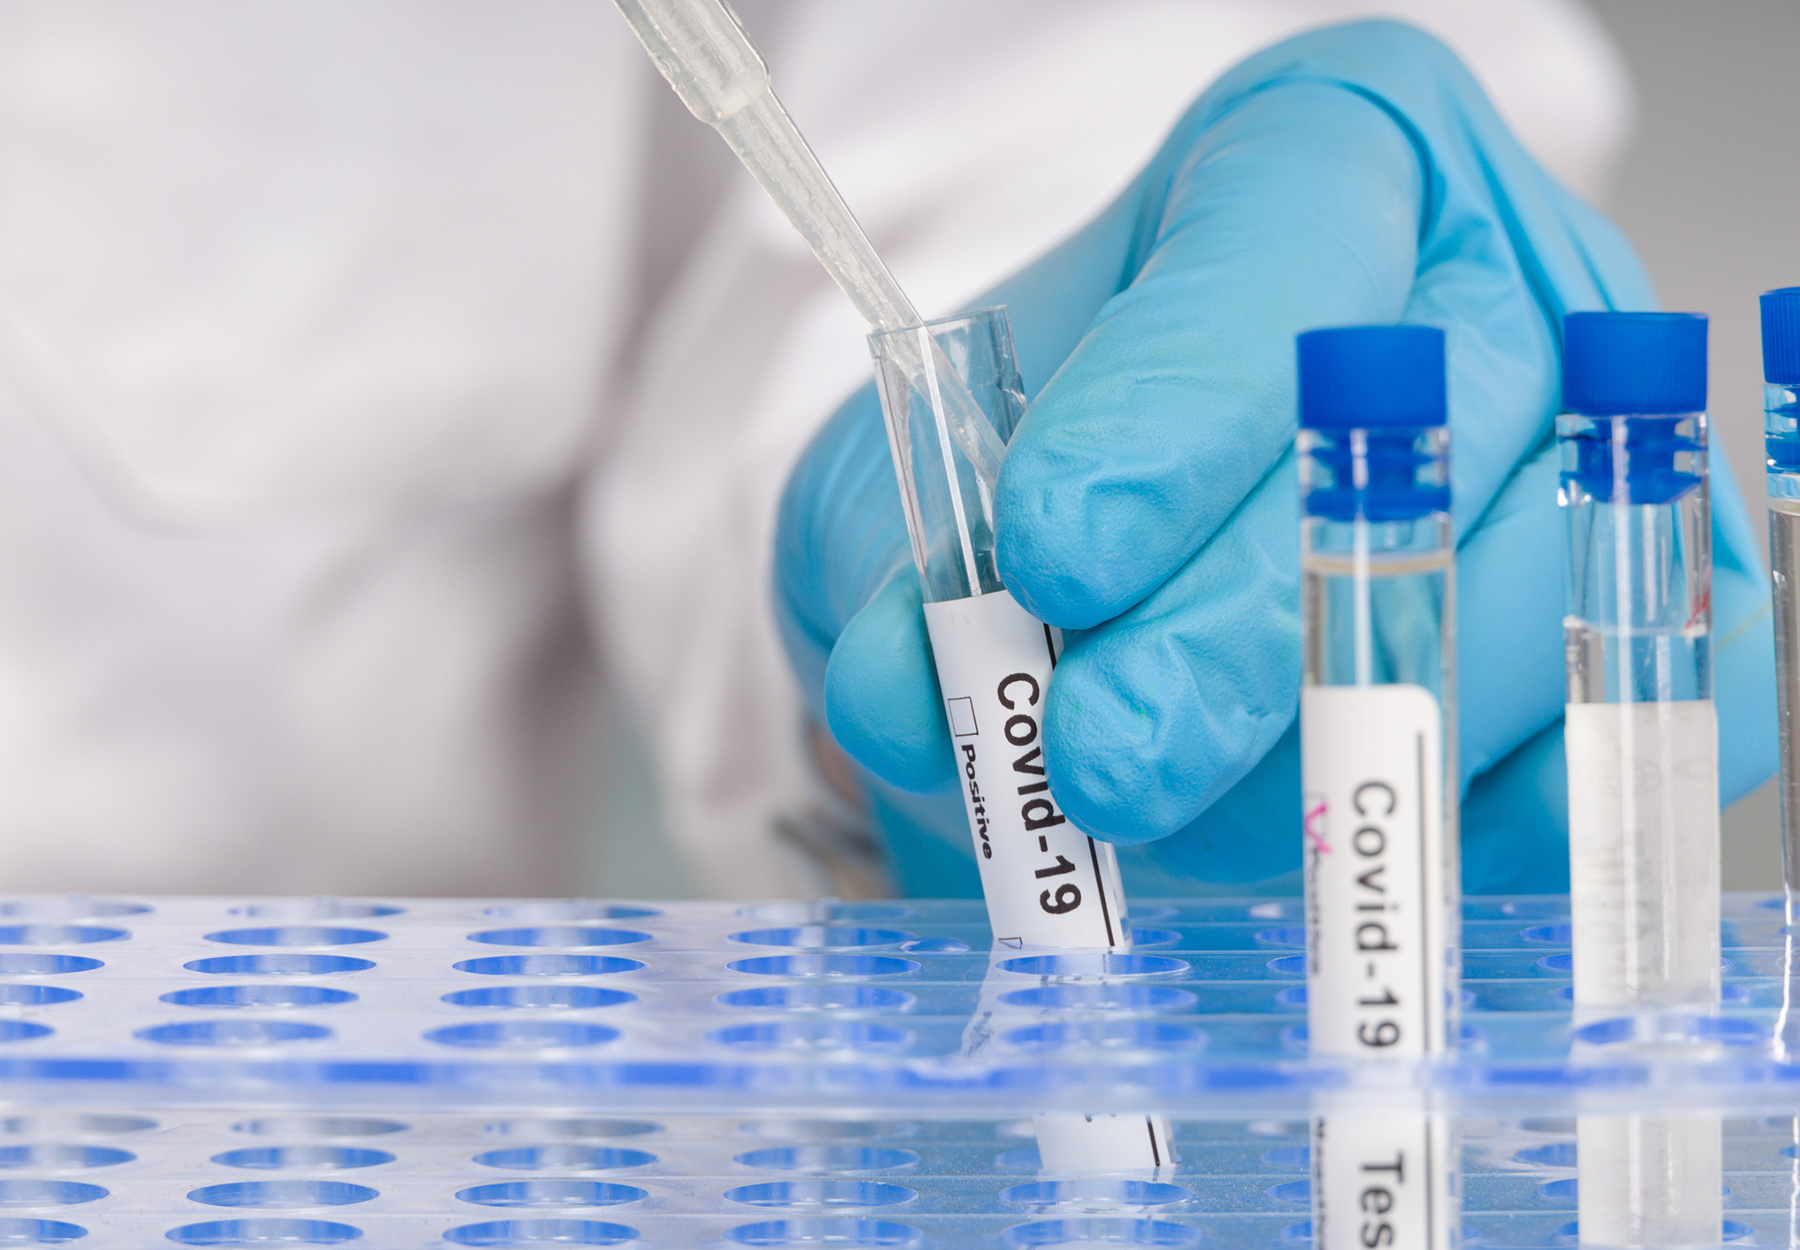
455, 1181, 646, 1208
137, 1021, 330, 1047
725, 1219, 921, 1246
1004, 1022, 1205, 1052
453, 956, 642, 978
165, 1219, 362, 1245
442, 987, 633, 1010
0, 1147, 130, 1170
715, 987, 914, 1012
710, 1022, 911, 1053
425, 1022, 618, 1050
724, 1182, 916, 1209
232, 1118, 406, 1139
0, 1182, 105, 1207
481, 903, 657, 921
726, 956, 918, 979
185, 955, 373, 977
188, 1181, 377, 1208
0, 899, 145, 920
212, 1148, 393, 1171
0, 926, 124, 946
474, 1147, 655, 1172
739, 1123, 916, 1143
160, 986, 354, 1010
728, 928, 915, 950
733, 1148, 919, 1173
1001, 1182, 1192, 1210
204, 928, 385, 948
0, 1219, 84, 1244
1001, 1219, 1203, 1246
443, 1221, 638, 1246
999, 985, 1197, 1012
995, 954, 1188, 979
468, 928, 651, 949
1, 1115, 153, 1136
230, 901, 402, 920
0, 986, 78, 1008
0, 956, 101, 976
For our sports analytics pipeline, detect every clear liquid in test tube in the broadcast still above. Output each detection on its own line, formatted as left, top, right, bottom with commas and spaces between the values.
1297, 326, 1459, 1250
1759, 288, 1800, 1244
1762, 289, 1800, 982
1558, 311, 1720, 1249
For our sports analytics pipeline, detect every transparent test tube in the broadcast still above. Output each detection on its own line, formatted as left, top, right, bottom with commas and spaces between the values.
1559, 312, 1719, 1012
871, 309, 1168, 1169
1763, 289, 1800, 944
1297, 325, 1459, 1250
1760, 289, 1800, 1244
1559, 311, 1720, 1250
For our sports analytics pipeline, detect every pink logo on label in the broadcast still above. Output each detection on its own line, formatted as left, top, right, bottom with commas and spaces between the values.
1303, 800, 1330, 854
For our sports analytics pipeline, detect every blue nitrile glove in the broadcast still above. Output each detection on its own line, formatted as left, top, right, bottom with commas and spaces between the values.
774, 20, 1776, 897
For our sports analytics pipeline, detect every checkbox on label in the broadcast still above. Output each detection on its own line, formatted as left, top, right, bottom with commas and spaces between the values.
946, 696, 979, 737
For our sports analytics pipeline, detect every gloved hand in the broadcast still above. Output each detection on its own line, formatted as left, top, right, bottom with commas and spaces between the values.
775, 20, 1775, 896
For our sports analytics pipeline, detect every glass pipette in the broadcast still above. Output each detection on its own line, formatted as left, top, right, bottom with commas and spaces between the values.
612, 0, 1008, 505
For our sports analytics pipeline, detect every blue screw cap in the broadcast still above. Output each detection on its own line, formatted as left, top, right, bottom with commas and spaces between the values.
1297, 325, 1446, 430
1562, 312, 1707, 415
1762, 287, 1800, 384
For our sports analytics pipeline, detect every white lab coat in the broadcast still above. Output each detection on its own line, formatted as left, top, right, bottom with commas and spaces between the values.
0, 1, 1628, 896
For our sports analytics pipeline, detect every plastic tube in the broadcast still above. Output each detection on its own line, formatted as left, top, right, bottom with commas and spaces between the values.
1762, 289, 1800, 1036
611, 0, 1006, 495
1559, 311, 1720, 1250
1559, 312, 1718, 1013
1297, 325, 1459, 1249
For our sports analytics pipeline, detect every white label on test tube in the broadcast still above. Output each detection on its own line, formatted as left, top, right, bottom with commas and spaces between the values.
921, 589, 1129, 949
1034, 1113, 1175, 1172
1303, 685, 1454, 1249
1312, 1115, 1456, 1250
1301, 684, 1448, 1059
1565, 699, 1720, 1008
961, 946, 1175, 1172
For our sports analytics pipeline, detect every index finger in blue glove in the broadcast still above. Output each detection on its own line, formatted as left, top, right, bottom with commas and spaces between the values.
998, 21, 1650, 634
1012, 23, 1670, 846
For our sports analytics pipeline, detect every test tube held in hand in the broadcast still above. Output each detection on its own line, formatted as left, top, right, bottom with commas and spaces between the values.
869, 311, 1131, 951
1559, 311, 1720, 1250
613, 0, 1133, 954
872, 311, 1166, 1170
1297, 326, 1460, 1249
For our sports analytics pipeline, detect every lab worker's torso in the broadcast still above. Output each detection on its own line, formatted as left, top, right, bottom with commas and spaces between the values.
0, 0, 1630, 897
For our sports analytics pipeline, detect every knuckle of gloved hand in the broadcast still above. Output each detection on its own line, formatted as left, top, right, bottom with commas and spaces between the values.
1043, 589, 1299, 846
822, 585, 955, 795
995, 362, 1281, 631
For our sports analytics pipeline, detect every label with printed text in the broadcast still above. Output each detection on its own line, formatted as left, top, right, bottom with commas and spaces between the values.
1312, 1114, 1457, 1250
1302, 684, 1450, 1060
922, 590, 1128, 949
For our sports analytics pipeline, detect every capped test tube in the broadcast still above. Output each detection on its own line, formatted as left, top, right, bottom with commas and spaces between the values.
1559, 311, 1720, 1250
1297, 325, 1459, 1249
1559, 312, 1718, 1012
1762, 289, 1800, 935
